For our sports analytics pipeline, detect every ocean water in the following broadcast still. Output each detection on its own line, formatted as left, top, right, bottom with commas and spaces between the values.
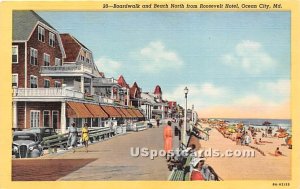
221, 118, 291, 127
216, 118, 292, 134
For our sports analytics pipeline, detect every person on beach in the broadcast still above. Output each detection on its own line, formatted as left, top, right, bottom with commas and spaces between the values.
67, 122, 78, 153
275, 147, 283, 156
243, 132, 251, 146
190, 157, 219, 181
163, 121, 173, 159
81, 123, 90, 152
236, 131, 242, 145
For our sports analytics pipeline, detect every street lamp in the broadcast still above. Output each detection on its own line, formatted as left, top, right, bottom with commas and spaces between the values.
192, 104, 194, 124
183, 86, 188, 146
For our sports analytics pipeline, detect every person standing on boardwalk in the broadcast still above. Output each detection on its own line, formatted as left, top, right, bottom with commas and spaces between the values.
68, 122, 78, 153
163, 121, 173, 158
81, 123, 90, 152
156, 118, 160, 128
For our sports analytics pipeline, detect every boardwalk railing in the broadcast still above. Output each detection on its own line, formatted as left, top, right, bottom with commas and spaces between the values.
41, 127, 113, 154
126, 121, 147, 132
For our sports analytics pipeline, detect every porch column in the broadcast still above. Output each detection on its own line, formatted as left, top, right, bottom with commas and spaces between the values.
162, 105, 165, 120
127, 89, 130, 106
81, 76, 85, 93
90, 77, 92, 94
111, 87, 114, 99
13, 101, 17, 128
61, 102, 67, 133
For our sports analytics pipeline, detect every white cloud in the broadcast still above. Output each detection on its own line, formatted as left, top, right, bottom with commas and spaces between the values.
222, 40, 276, 73
94, 57, 122, 77
136, 41, 183, 72
259, 79, 290, 96
233, 94, 276, 107
163, 83, 228, 109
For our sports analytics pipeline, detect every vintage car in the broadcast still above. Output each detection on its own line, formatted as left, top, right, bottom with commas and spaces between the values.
12, 131, 43, 158
23, 127, 57, 141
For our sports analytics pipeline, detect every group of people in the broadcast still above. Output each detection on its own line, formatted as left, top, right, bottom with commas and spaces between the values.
235, 131, 252, 146
67, 122, 90, 153
163, 120, 219, 181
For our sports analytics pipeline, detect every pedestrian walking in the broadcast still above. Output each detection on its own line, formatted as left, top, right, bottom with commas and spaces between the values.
163, 121, 173, 159
156, 118, 160, 128
81, 123, 89, 152
67, 122, 78, 153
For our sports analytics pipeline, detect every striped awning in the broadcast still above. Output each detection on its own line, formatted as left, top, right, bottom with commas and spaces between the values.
115, 107, 126, 117
127, 109, 138, 117
119, 108, 133, 118
133, 109, 144, 118
66, 101, 93, 118
84, 104, 109, 118
101, 106, 122, 118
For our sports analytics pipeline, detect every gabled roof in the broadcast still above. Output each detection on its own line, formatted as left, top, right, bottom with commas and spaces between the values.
13, 10, 56, 41
130, 82, 141, 99
154, 85, 162, 95
60, 34, 83, 62
117, 75, 129, 89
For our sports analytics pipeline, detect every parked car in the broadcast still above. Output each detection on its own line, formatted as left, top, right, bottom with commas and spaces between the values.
23, 127, 57, 141
12, 131, 43, 158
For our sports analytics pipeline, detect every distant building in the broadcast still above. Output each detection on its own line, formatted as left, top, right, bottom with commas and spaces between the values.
130, 82, 142, 108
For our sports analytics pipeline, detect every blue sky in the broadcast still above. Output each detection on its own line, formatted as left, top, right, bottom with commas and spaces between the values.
37, 11, 290, 118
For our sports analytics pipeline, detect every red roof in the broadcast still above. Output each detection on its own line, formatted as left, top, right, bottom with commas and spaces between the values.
60, 33, 82, 62
117, 75, 129, 88
130, 82, 141, 99
154, 85, 162, 95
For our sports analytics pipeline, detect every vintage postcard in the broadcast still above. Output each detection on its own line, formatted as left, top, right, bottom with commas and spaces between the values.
0, 0, 299, 189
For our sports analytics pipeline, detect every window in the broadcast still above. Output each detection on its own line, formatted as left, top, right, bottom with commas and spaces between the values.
80, 55, 85, 61
12, 46, 18, 63
43, 53, 50, 66
44, 79, 50, 88
30, 110, 40, 128
55, 58, 61, 66
12, 74, 18, 87
30, 48, 38, 65
52, 111, 59, 129
43, 110, 50, 127
86, 58, 90, 63
30, 75, 38, 88
54, 81, 61, 88
38, 26, 45, 42
49, 32, 55, 47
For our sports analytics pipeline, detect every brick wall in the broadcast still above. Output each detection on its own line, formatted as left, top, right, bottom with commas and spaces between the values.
13, 24, 64, 89
26, 24, 63, 88
23, 102, 61, 129
12, 43, 25, 88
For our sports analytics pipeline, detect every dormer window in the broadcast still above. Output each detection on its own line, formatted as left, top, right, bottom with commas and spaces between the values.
49, 32, 55, 47
38, 26, 45, 42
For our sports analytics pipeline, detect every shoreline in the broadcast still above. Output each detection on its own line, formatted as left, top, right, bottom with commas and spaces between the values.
197, 123, 291, 180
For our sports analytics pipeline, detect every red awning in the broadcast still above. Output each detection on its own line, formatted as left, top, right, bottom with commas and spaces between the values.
66, 101, 93, 118
115, 107, 126, 118
84, 104, 109, 118
101, 106, 122, 118
119, 108, 133, 118
133, 109, 144, 118
127, 109, 138, 117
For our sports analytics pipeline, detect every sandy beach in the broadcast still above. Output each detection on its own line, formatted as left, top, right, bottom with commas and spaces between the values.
198, 123, 291, 180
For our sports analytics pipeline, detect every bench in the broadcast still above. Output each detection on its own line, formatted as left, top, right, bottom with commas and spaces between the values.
168, 170, 185, 181
168, 155, 193, 181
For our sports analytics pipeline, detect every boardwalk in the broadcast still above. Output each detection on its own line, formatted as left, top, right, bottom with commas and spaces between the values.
13, 124, 179, 181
